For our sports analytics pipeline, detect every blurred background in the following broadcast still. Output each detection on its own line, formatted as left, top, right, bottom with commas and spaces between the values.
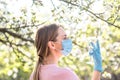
0, 0, 120, 80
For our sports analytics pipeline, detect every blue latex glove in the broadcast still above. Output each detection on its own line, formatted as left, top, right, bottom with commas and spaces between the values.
89, 40, 103, 72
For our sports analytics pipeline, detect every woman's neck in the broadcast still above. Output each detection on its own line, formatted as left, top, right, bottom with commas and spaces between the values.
43, 54, 59, 65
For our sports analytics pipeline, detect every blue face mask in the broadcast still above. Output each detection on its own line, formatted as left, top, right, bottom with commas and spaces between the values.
61, 39, 72, 56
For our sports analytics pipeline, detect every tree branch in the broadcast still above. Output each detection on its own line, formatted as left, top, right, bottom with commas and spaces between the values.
8, 20, 47, 29
60, 0, 120, 29
0, 38, 6, 44
0, 28, 34, 43
0, 37, 34, 62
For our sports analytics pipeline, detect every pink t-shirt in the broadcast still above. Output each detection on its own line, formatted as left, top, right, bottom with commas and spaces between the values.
30, 64, 79, 80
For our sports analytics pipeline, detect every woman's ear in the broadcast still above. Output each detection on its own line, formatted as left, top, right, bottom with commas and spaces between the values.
48, 41, 55, 49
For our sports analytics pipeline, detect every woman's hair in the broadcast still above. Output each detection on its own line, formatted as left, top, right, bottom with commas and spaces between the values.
32, 24, 60, 80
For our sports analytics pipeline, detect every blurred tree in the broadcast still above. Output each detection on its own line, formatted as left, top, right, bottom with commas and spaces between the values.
0, 0, 120, 80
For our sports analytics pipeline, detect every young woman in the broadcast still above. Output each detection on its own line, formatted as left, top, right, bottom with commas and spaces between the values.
30, 24, 103, 80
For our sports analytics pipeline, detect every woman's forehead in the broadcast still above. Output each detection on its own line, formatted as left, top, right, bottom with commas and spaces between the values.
58, 27, 66, 36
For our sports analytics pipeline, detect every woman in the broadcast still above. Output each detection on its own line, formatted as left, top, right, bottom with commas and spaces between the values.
30, 24, 103, 80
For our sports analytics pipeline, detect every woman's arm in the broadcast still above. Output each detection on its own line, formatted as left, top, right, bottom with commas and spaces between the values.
89, 40, 103, 80
92, 70, 101, 80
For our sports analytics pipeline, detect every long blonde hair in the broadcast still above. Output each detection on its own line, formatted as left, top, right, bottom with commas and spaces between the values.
32, 24, 60, 80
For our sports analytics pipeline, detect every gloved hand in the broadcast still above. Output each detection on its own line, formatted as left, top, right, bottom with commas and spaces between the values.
89, 40, 103, 72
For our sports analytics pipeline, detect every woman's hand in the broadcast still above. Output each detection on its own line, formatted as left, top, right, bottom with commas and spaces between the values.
89, 40, 103, 72
89, 40, 103, 80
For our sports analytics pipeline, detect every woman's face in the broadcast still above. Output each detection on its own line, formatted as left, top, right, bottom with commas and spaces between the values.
54, 27, 67, 54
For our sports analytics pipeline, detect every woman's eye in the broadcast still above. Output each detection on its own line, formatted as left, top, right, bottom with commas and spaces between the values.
64, 37, 67, 40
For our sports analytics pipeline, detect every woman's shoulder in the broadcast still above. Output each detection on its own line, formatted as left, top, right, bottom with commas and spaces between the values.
59, 67, 74, 73
57, 67, 79, 80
